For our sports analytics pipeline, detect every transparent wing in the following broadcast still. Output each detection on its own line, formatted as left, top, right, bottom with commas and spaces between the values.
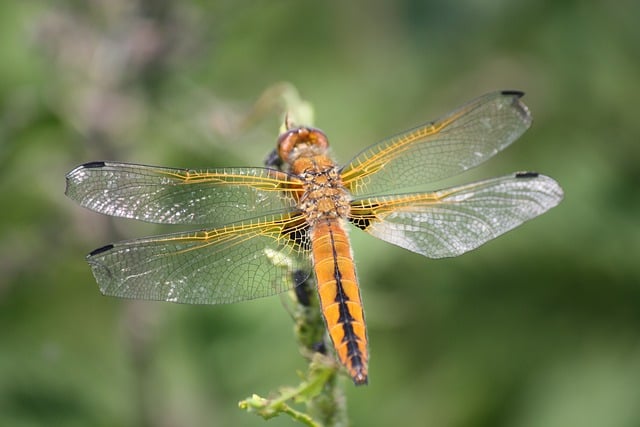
349, 173, 563, 258
65, 161, 300, 226
86, 213, 312, 304
341, 91, 532, 197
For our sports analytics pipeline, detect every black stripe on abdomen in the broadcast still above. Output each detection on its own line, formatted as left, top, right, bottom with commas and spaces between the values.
328, 225, 367, 383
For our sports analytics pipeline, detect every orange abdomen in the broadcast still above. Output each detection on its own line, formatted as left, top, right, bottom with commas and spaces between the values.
311, 219, 368, 385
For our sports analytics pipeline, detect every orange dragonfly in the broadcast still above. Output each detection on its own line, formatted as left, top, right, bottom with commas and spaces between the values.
65, 91, 563, 385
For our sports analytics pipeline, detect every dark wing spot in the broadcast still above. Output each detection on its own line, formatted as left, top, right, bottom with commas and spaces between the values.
88, 244, 114, 257
500, 90, 525, 97
82, 161, 107, 169
349, 217, 372, 231
284, 225, 311, 251
279, 216, 310, 251
515, 171, 539, 179
349, 202, 380, 231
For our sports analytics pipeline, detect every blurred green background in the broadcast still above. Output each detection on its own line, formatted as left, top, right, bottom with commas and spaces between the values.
2, 1, 639, 426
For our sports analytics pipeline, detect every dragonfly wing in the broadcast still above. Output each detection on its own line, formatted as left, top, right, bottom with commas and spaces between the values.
87, 213, 312, 304
65, 162, 300, 226
341, 91, 532, 197
349, 173, 563, 258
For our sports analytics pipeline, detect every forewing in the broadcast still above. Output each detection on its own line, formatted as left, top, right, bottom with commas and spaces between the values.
65, 162, 300, 226
349, 173, 563, 258
87, 213, 312, 304
341, 91, 532, 197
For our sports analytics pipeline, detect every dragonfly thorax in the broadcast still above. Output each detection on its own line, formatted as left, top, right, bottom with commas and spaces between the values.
297, 162, 351, 224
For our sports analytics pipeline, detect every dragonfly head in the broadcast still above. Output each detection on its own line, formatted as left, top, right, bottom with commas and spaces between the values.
277, 127, 329, 165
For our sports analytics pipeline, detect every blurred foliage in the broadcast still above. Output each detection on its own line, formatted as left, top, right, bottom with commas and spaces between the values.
1, 0, 639, 426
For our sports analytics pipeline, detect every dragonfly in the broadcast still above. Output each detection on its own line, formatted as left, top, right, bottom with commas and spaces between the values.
65, 91, 563, 385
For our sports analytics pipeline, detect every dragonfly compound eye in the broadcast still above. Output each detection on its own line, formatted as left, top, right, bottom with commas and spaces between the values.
277, 127, 329, 164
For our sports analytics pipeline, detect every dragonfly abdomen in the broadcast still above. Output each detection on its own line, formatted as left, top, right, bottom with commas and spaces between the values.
310, 219, 368, 385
